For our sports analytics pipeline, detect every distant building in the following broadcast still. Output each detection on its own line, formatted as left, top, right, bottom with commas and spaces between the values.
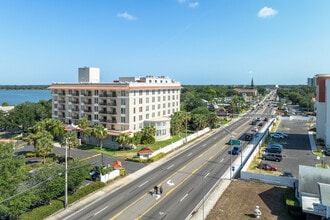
234, 88, 258, 102
315, 74, 330, 148
49, 67, 182, 146
307, 77, 316, 86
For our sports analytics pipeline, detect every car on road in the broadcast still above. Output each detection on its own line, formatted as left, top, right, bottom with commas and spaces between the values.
270, 133, 285, 139
231, 146, 241, 155
257, 162, 278, 171
244, 134, 253, 141
262, 153, 283, 162
251, 127, 258, 132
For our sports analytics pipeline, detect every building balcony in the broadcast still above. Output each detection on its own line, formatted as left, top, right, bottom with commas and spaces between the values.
108, 111, 117, 115
107, 119, 117, 123
58, 100, 66, 103
99, 118, 107, 122
99, 111, 107, 114
99, 102, 108, 106
108, 103, 117, 106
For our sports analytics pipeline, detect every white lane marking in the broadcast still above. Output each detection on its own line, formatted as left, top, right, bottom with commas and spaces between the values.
167, 180, 175, 186
204, 173, 210, 179
202, 144, 206, 147
139, 181, 149, 188
167, 164, 174, 170
187, 153, 192, 157
154, 194, 161, 200
180, 194, 189, 202
220, 158, 224, 163
94, 206, 108, 216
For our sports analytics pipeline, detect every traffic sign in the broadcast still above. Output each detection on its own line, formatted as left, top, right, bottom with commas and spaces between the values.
230, 139, 241, 145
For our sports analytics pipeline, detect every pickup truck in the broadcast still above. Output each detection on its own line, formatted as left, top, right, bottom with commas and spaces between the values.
231, 146, 241, 155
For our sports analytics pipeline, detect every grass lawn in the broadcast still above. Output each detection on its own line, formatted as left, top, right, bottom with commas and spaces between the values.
78, 133, 190, 159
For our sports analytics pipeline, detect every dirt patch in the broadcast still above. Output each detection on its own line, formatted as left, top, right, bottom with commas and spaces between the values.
206, 179, 294, 220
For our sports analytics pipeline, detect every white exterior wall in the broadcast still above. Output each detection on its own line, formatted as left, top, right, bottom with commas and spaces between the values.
326, 80, 330, 147
78, 67, 100, 83
316, 102, 326, 141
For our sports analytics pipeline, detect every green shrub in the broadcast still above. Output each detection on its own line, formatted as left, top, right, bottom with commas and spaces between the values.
25, 152, 37, 158
284, 187, 304, 218
19, 181, 106, 220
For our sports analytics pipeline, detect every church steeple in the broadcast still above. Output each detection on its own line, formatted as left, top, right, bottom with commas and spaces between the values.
251, 78, 254, 89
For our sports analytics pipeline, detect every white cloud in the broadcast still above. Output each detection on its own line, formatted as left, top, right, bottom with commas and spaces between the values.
117, 12, 136, 20
257, 7, 278, 18
188, 2, 199, 8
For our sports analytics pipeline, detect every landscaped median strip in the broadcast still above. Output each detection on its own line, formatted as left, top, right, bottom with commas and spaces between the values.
79, 153, 102, 161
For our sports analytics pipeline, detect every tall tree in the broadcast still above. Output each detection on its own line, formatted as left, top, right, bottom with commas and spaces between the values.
92, 125, 108, 149
35, 133, 53, 165
78, 117, 90, 142
61, 131, 79, 157
116, 133, 131, 149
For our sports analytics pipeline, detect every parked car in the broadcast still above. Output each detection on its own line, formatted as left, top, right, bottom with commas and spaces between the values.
281, 171, 293, 177
257, 162, 278, 171
274, 132, 288, 138
270, 133, 284, 139
258, 122, 263, 127
265, 145, 282, 153
267, 143, 283, 150
251, 120, 257, 125
324, 148, 330, 156
262, 153, 283, 162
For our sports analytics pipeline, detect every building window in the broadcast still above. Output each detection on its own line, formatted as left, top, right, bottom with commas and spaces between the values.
152, 97, 155, 102
139, 98, 143, 104
139, 115, 143, 120
158, 104, 161, 109
158, 97, 161, 102
139, 107, 143, 112
133, 108, 136, 113
152, 90, 155, 95
94, 90, 99, 95
146, 97, 149, 103
139, 90, 143, 96
146, 106, 149, 111
121, 108, 126, 114
121, 117, 125, 123
94, 114, 98, 120
163, 103, 166, 108
121, 91, 126, 96
121, 99, 126, 105
146, 114, 149, 119
94, 106, 98, 112
94, 98, 98, 103
152, 105, 155, 110
133, 116, 136, 122
163, 96, 166, 101
146, 90, 149, 95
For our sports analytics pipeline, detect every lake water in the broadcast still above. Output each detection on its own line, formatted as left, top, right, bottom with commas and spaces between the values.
0, 90, 51, 106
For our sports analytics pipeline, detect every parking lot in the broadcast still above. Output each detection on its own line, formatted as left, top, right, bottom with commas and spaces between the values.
264, 117, 329, 177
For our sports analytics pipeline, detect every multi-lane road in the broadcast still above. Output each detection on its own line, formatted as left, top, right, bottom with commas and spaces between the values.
55, 105, 274, 220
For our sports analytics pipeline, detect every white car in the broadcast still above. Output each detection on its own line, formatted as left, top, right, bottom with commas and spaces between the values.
251, 127, 258, 132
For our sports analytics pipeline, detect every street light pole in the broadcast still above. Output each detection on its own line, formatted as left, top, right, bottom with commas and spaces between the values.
64, 141, 68, 209
185, 111, 188, 143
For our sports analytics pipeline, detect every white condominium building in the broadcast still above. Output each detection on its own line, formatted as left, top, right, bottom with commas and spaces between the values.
49, 67, 182, 142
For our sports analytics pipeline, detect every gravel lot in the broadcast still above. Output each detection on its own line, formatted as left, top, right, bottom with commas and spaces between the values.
206, 179, 293, 220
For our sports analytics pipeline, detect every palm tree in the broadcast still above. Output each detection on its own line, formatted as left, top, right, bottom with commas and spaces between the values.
35, 135, 53, 165
116, 133, 131, 150
83, 127, 93, 144
61, 131, 79, 157
92, 125, 108, 149
78, 117, 90, 142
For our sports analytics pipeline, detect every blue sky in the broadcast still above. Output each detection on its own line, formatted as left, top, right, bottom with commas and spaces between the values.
1, 0, 329, 85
